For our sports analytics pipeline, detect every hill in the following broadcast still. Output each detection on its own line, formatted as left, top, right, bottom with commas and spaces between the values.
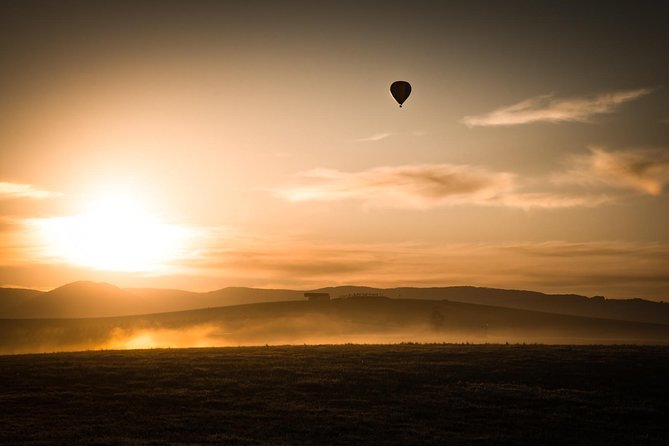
0, 282, 303, 318
0, 287, 43, 316
1, 282, 667, 325
1, 296, 667, 354
317, 285, 669, 325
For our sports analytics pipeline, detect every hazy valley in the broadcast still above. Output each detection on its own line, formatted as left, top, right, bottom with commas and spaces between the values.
1, 282, 668, 354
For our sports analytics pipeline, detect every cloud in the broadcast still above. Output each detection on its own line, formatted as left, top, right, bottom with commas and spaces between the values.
275, 164, 515, 209
0, 182, 63, 200
499, 192, 611, 209
493, 241, 669, 297
178, 239, 669, 300
503, 241, 669, 259
462, 88, 652, 127
556, 147, 669, 195
355, 132, 392, 142
4, 219, 669, 299
274, 164, 611, 210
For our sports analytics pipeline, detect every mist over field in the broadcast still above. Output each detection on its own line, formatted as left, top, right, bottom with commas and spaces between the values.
2, 282, 668, 354
0, 316, 490, 355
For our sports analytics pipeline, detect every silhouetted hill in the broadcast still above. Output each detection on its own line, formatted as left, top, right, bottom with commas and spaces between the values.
316, 286, 669, 325
1, 282, 667, 325
204, 287, 305, 306
124, 287, 202, 313
0, 283, 304, 318
1, 297, 667, 354
122, 287, 303, 314
19, 281, 147, 318
0, 287, 44, 316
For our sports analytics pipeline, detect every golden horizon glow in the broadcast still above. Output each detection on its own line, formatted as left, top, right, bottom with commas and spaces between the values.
32, 193, 192, 272
1, 2, 668, 300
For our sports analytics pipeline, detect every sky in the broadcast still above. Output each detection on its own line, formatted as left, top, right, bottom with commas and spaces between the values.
1, 1, 668, 299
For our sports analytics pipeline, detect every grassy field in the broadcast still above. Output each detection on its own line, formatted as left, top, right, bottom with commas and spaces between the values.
1, 344, 667, 445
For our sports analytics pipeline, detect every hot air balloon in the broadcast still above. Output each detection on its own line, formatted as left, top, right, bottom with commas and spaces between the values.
390, 81, 411, 107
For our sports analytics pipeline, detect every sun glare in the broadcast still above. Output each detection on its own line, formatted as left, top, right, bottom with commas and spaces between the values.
35, 194, 192, 272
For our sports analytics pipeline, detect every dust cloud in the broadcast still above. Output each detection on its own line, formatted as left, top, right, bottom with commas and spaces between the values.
0, 314, 492, 354
2, 298, 663, 354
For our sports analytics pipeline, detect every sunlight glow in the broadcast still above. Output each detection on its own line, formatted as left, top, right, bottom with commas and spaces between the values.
34, 194, 193, 272
107, 325, 225, 350
124, 333, 157, 349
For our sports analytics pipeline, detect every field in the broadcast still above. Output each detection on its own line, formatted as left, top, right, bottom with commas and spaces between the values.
1, 344, 667, 445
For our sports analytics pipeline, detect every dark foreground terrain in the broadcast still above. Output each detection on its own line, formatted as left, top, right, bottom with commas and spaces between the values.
1, 344, 667, 445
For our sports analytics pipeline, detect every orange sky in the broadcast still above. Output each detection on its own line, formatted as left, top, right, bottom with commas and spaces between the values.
1, 1, 668, 299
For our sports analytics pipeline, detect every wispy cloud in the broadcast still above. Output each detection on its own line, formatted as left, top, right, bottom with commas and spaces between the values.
556, 147, 669, 195
355, 132, 392, 142
492, 241, 669, 298
499, 192, 611, 209
274, 164, 610, 210
274, 164, 515, 209
0, 182, 63, 200
462, 88, 653, 127
4, 220, 669, 299
177, 239, 669, 299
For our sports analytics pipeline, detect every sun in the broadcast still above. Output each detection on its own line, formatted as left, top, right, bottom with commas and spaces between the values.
35, 194, 192, 272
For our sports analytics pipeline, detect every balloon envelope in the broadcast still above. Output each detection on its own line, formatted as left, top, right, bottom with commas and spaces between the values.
390, 81, 411, 107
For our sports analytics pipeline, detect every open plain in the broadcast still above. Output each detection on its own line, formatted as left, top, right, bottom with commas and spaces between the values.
1, 344, 667, 445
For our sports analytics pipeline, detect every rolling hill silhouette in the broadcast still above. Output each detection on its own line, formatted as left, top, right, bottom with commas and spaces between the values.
0, 287, 42, 316
0, 282, 304, 318
1, 282, 666, 325
1, 296, 667, 354
317, 286, 669, 325
0, 281, 147, 318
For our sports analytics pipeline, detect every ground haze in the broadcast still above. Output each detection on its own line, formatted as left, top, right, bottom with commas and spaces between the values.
2, 296, 668, 355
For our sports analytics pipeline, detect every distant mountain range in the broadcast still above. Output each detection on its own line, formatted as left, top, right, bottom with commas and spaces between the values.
0, 281, 303, 319
1, 281, 668, 353
1, 281, 667, 325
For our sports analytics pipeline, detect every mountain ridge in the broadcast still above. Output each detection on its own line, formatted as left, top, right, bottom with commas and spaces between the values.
1, 281, 667, 325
